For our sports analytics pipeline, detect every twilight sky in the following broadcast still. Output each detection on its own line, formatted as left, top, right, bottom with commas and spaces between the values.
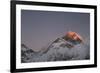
21, 10, 90, 51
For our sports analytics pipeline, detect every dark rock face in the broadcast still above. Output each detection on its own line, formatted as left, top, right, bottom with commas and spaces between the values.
21, 44, 36, 63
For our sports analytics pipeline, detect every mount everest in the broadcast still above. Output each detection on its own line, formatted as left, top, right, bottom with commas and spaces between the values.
21, 32, 90, 63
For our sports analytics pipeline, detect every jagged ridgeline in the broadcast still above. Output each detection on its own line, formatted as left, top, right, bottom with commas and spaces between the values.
21, 32, 90, 63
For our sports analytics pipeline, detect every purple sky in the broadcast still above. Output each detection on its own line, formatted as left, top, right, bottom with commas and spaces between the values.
21, 10, 90, 51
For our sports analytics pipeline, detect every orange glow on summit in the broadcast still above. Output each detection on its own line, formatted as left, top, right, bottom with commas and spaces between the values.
64, 31, 83, 43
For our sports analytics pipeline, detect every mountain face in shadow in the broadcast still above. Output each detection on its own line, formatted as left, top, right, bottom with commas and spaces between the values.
21, 44, 37, 63
21, 32, 90, 63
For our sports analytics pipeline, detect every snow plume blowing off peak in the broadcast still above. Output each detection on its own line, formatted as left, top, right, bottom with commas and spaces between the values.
21, 31, 90, 63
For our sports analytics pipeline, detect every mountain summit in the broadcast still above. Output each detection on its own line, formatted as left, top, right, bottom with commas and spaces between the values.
21, 32, 90, 63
